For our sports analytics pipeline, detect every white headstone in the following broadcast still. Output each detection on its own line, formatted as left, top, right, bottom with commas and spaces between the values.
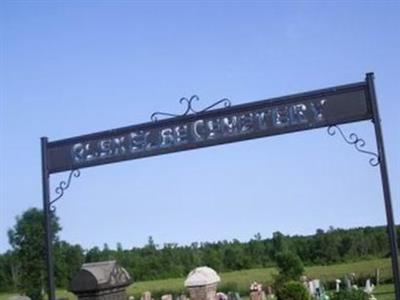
184, 266, 220, 287
364, 279, 375, 294
161, 294, 173, 300
336, 279, 341, 292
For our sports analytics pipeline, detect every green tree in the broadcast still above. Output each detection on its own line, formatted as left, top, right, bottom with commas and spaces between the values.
8, 208, 61, 300
272, 231, 287, 258
0, 251, 17, 291
275, 251, 304, 282
201, 244, 223, 272
101, 243, 112, 260
86, 246, 102, 262
54, 241, 84, 287
247, 233, 266, 267
223, 240, 250, 271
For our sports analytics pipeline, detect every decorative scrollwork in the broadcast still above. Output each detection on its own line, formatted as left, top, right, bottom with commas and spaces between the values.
50, 169, 81, 212
327, 125, 380, 167
151, 95, 231, 121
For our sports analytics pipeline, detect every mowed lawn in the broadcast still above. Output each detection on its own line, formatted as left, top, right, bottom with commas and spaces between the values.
0, 258, 395, 300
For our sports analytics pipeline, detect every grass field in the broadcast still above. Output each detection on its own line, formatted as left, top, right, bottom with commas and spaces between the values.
129, 257, 394, 297
374, 284, 396, 300
0, 258, 395, 300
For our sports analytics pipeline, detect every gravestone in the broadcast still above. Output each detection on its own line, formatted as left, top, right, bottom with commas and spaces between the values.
344, 275, 351, 290
249, 282, 264, 300
249, 291, 265, 300
375, 269, 380, 285
184, 266, 220, 300
227, 292, 240, 300
266, 286, 272, 296
142, 292, 152, 300
69, 260, 132, 300
161, 295, 173, 300
364, 279, 375, 294
336, 279, 341, 292
216, 292, 227, 300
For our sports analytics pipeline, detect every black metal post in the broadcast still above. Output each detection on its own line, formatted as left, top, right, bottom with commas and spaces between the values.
41, 137, 56, 300
366, 73, 400, 299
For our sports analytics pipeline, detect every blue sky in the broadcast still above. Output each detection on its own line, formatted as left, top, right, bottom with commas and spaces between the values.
1, 1, 399, 253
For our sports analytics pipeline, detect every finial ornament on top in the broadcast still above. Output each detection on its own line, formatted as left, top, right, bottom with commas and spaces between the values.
151, 95, 231, 121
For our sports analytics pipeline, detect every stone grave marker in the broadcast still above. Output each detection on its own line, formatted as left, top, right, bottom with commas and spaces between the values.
184, 266, 220, 300
69, 260, 132, 300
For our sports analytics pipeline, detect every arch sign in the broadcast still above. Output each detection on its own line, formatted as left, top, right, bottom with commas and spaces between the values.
41, 73, 400, 300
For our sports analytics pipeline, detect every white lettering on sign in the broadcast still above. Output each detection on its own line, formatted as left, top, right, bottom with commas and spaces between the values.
71, 99, 327, 164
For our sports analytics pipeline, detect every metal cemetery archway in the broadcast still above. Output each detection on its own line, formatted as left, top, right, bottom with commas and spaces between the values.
41, 73, 399, 300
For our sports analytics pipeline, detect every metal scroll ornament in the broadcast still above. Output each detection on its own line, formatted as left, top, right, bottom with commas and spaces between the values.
151, 95, 231, 121
50, 169, 81, 211
327, 125, 380, 167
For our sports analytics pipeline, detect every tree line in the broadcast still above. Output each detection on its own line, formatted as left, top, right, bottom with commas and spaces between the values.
0, 208, 398, 294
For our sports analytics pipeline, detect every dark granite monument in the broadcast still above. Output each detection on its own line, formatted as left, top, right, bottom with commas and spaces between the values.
69, 260, 132, 300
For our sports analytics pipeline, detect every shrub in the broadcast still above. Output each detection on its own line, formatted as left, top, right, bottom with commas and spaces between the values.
276, 281, 309, 300
330, 289, 369, 300
275, 252, 304, 282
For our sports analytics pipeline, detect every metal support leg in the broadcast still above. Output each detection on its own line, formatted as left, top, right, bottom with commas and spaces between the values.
41, 137, 56, 300
366, 73, 400, 299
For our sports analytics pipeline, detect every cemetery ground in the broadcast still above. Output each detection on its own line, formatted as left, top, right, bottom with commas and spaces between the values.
0, 257, 395, 300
